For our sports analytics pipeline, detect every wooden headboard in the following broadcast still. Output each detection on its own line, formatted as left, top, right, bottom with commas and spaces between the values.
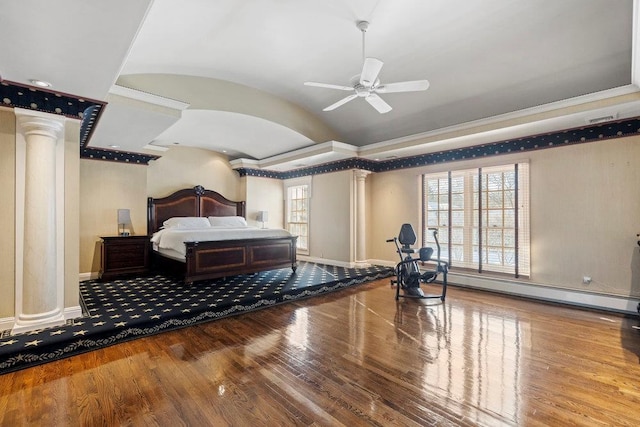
147, 185, 246, 234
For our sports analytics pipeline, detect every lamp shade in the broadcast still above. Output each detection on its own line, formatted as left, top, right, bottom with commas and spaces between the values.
257, 211, 269, 222
117, 209, 131, 225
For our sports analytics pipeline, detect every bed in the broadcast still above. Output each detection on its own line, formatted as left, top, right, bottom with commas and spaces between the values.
147, 185, 297, 284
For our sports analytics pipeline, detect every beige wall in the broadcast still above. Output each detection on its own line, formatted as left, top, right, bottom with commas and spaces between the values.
369, 135, 640, 298
369, 170, 422, 258
146, 146, 238, 199
0, 109, 16, 317
64, 121, 80, 308
79, 160, 148, 274
308, 171, 353, 262
242, 176, 284, 228
529, 136, 640, 295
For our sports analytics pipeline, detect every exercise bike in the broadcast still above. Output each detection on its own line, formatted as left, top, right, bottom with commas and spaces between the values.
387, 224, 448, 301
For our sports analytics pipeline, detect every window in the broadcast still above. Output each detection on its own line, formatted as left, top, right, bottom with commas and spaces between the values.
286, 182, 310, 252
422, 163, 530, 277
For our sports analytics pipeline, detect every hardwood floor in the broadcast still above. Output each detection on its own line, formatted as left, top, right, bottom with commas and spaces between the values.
1, 279, 639, 426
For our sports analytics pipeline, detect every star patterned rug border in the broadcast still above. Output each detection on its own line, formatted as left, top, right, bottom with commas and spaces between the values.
0, 262, 393, 375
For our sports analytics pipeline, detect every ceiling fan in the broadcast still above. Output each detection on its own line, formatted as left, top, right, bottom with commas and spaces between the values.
304, 21, 430, 114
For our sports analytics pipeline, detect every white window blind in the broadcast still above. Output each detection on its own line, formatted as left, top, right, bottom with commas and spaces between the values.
422, 163, 530, 277
286, 184, 309, 252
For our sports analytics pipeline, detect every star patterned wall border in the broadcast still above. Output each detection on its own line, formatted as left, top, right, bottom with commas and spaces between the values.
0, 80, 158, 165
3, 80, 638, 171
237, 116, 640, 179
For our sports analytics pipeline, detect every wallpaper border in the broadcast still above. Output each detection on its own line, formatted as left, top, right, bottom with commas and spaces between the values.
236, 116, 640, 179
3, 80, 638, 172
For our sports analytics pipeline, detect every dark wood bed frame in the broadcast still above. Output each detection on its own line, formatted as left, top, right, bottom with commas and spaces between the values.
147, 185, 297, 284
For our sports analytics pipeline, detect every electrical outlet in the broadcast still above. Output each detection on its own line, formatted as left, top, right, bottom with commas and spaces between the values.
583, 276, 592, 285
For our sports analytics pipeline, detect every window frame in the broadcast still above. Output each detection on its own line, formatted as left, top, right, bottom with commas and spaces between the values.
284, 176, 312, 255
422, 162, 530, 278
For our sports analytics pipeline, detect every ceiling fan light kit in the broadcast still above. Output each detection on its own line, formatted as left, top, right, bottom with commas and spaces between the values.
304, 21, 430, 114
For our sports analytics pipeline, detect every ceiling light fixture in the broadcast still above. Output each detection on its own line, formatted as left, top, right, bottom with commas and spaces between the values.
29, 79, 52, 88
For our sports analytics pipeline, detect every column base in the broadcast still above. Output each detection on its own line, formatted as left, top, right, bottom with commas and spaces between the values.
354, 260, 371, 268
11, 308, 66, 335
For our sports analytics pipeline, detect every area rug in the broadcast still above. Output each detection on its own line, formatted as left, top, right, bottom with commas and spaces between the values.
0, 262, 393, 375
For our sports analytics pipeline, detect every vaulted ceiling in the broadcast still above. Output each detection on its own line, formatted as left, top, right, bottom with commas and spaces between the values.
2, 0, 639, 170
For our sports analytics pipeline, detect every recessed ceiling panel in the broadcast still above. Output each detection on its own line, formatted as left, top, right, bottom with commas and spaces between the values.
151, 110, 315, 159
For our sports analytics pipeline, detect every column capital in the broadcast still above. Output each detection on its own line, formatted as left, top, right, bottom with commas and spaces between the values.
15, 108, 65, 140
353, 169, 371, 181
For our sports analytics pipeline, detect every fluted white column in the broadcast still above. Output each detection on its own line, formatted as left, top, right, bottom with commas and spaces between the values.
13, 110, 66, 334
354, 169, 371, 267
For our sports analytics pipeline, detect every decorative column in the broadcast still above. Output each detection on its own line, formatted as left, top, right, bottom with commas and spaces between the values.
13, 109, 66, 334
354, 169, 371, 267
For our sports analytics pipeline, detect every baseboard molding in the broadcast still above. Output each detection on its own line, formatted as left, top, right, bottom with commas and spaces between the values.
368, 259, 640, 315
450, 272, 639, 315
0, 317, 14, 333
64, 305, 83, 321
79, 272, 98, 282
298, 255, 355, 269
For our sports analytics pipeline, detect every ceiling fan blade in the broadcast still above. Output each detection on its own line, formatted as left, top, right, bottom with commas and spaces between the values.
324, 94, 358, 111
360, 57, 384, 87
304, 81, 353, 91
365, 93, 392, 114
375, 79, 430, 93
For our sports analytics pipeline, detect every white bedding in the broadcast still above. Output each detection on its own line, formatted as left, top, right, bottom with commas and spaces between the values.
151, 226, 292, 258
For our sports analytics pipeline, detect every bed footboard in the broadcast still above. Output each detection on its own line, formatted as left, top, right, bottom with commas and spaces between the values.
183, 236, 298, 284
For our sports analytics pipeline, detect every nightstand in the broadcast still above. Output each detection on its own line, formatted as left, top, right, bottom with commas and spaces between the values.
99, 235, 150, 280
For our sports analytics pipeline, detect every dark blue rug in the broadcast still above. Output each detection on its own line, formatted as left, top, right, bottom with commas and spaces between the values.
0, 262, 393, 375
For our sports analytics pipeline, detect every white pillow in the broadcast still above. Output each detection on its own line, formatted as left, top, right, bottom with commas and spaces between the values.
208, 216, 248, 227
162, 216, 211, 229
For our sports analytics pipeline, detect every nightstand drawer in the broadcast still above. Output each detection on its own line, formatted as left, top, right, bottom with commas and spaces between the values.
105, 245, 146, 268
